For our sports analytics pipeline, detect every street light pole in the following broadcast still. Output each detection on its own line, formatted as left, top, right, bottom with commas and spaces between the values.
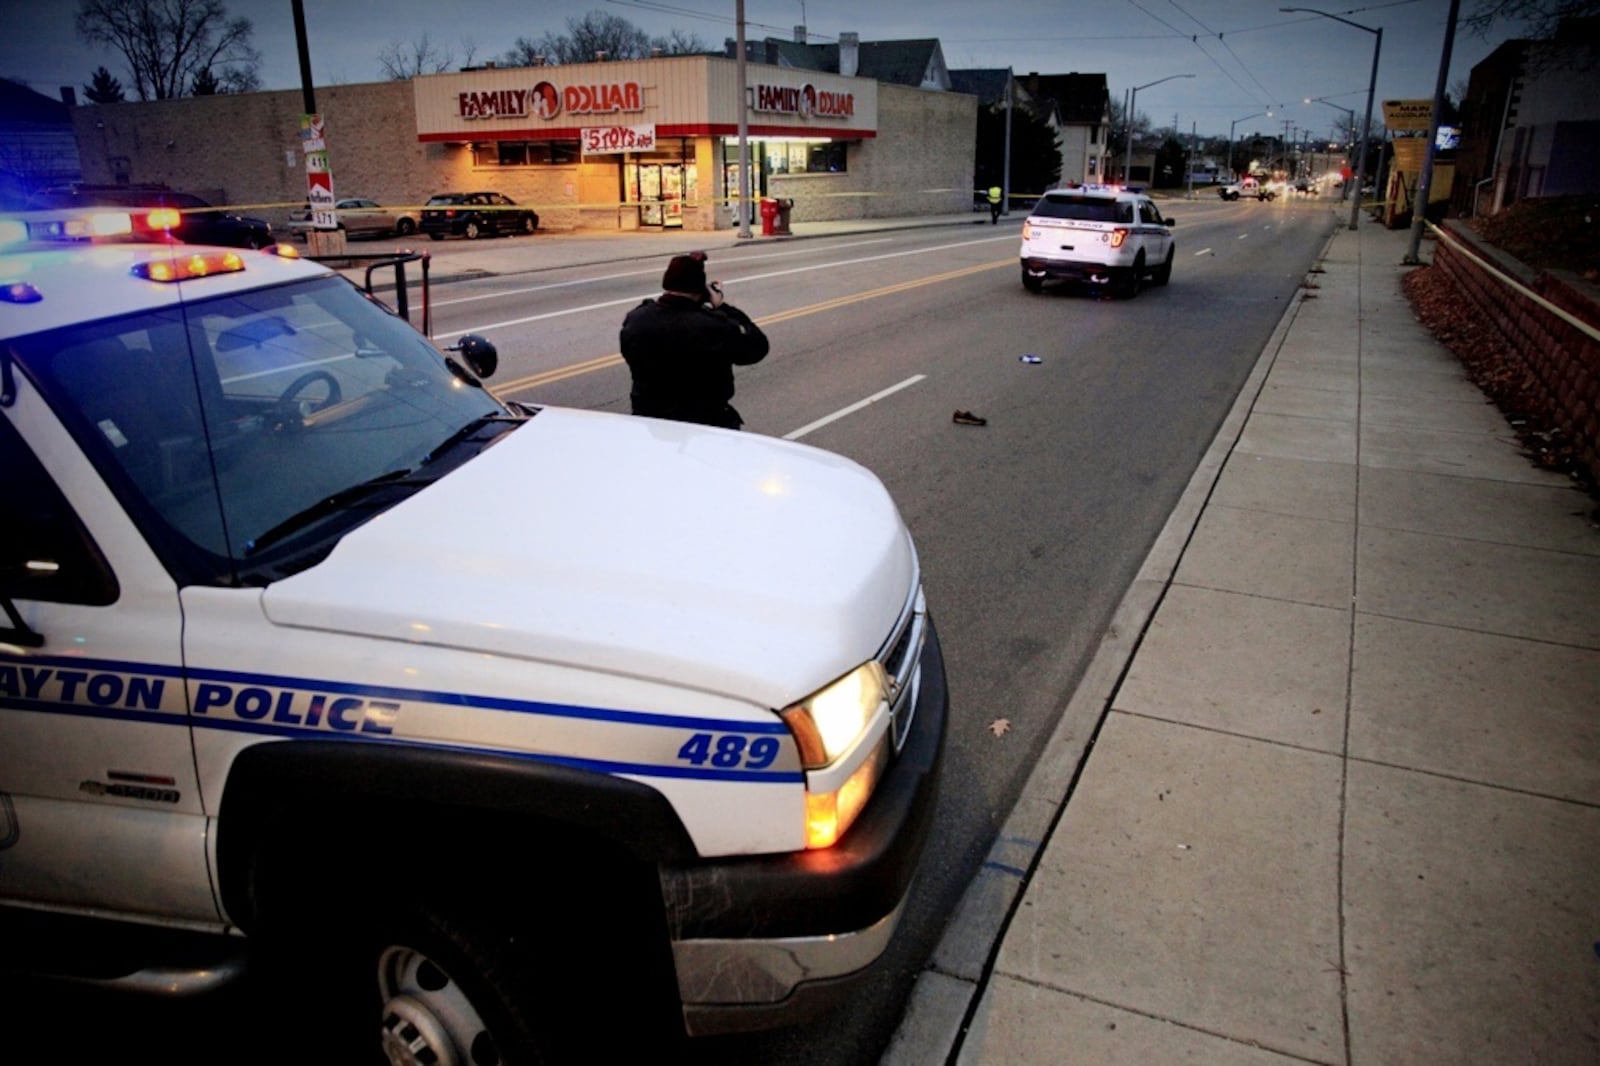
1122, 73, 1194, 187
1307, 96, 1358, 200
1282, 7, 1382, 230
1229, 109, 1271, 181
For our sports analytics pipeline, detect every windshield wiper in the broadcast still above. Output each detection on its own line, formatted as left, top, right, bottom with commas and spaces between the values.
243, 467, 433, 556
421, 413, 526, 466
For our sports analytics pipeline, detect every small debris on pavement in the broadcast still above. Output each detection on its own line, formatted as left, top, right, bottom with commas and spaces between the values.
1019, 354, 1042, 364
953, 410, 988, 426
988, 717, 1011, 736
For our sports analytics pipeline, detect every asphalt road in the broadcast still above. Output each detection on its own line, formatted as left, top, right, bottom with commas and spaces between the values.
7, 197, 1338, 1063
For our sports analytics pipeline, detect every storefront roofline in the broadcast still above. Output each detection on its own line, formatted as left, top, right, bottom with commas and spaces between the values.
418, 124, 877, 143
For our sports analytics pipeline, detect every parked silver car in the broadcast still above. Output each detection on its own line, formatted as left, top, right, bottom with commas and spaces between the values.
289, 198, 419, 240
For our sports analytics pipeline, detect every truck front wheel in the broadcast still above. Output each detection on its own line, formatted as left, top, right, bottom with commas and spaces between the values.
375, 902, 545, 1066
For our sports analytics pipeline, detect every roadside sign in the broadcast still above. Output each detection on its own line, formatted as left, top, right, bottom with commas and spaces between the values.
582, 124, 657, 155
1382, 99, 1433, 132
306, 167, 336, 230
301, 113, 337, 230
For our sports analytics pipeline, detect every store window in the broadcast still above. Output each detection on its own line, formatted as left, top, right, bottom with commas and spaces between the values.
473, 142, 581, 167
764, 140, 847, 175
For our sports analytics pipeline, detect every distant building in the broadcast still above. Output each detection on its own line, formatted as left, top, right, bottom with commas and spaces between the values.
0, 79, 82, 208
1451, 16, 1600, 216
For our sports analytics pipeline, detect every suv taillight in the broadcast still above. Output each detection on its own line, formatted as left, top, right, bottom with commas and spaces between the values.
1109, 228, 1129, 248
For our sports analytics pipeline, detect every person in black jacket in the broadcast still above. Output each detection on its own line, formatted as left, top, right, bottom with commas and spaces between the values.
620, 252, 769, 429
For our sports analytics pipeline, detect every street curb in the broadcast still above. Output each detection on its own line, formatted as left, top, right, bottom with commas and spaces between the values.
880, 221, 1345, 1066
337, 215, 996, 294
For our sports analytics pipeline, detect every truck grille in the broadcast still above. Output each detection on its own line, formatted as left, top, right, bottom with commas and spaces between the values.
878, 586, 926, 754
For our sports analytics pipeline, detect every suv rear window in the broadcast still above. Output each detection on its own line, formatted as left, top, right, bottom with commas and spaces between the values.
1032, 196, 1133, 224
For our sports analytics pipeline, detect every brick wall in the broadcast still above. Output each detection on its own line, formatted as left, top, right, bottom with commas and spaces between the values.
769, 83, 975, 222
1433, 221, 1600, 484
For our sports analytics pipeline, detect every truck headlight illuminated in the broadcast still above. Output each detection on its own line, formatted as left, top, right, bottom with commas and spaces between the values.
805, 736, 888, 849
780, 661, 889, 770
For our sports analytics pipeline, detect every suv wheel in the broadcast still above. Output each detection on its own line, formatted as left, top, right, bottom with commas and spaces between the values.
1115, 256, 1143, 300
520, 215, 537, 235
464, 220, 482, 240
1153, 247, 1174, 286
1021, 265, 1043, 293
396, 218, 416, 236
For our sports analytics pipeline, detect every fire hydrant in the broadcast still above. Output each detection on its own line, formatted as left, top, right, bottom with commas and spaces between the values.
759, 197, 779, 236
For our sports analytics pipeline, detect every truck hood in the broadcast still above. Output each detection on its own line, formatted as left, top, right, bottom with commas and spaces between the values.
261, 408, 916, 709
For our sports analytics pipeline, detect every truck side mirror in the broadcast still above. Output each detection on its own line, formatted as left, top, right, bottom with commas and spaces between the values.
449, 334, 498, 379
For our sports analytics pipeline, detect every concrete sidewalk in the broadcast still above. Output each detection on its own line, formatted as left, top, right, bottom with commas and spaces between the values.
885, 219, 1600, 1064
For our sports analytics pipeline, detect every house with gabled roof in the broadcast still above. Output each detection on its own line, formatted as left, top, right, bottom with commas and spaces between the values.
1018, 73, 1112, 185
734, 32, 954, 91
0, 78, 83, 208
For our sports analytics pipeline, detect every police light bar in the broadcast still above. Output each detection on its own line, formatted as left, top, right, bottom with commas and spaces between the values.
0, 209, 136, 247
132, 251, 246, 282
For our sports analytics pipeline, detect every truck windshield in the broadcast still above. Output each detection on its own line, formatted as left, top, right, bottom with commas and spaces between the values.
14, 276, 509, 585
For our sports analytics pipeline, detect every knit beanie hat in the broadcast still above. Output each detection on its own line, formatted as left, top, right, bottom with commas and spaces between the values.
662, 252, 708, 295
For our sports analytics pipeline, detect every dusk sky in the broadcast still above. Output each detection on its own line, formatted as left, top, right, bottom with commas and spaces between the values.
2, 1, 1523, 141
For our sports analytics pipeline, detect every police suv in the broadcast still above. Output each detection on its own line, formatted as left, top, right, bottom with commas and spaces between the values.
0, 207, 946, 1061
1019, 184, 1176, 298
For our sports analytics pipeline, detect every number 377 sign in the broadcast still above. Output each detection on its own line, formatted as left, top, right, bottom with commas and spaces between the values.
582, 125, 656, 155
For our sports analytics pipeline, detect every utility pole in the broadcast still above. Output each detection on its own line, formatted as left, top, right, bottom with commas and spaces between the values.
1405, 0, 1461, 263
1003, 68, 1013, 213
292, 0, 314, 115
735, 0, 751, 238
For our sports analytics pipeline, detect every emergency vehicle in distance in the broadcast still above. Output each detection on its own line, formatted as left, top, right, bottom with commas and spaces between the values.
0, 206, 947, 1061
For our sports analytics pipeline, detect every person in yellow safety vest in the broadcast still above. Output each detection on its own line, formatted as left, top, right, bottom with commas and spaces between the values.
987, 185, 1003, 224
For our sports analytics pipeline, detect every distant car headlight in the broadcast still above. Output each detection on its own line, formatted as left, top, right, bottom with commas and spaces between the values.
780, 661, 889, 770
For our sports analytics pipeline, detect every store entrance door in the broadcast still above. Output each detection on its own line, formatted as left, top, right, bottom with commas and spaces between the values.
637, 163, 685, 228
723, 157, 765, 227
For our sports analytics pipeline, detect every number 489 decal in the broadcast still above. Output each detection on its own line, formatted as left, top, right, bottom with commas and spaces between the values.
677, 732, 781, 770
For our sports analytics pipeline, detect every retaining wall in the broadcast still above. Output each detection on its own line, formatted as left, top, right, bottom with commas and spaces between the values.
1432, 220, 1600, 486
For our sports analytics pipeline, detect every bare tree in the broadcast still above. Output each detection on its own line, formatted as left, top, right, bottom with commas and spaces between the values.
505, 11, 650, 65
1463, 0, 1600, 37
377, 34, 473, 79
649, 29, 708, 56
74, 0, 260, 101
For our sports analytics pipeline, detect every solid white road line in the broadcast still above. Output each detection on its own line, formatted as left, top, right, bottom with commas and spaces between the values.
428, 236, 901, 308
437, 234, 1019, 338
1194, 248, 1213, 256
783, 375, 927, 441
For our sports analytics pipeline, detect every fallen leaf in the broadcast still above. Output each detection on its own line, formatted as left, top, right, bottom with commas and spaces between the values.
988, 718, 1011, 737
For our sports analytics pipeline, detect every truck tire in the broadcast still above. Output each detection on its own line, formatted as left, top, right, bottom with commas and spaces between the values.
373, 899, 550, 1066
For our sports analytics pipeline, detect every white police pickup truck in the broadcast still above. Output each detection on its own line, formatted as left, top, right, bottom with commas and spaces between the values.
0, 208, 946, 1062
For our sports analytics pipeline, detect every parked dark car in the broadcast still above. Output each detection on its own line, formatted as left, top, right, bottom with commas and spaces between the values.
28, 185, 274, 248
419, 191, 539, 240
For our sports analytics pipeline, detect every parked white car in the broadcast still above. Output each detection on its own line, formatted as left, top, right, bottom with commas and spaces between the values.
288, 197, 418, 240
